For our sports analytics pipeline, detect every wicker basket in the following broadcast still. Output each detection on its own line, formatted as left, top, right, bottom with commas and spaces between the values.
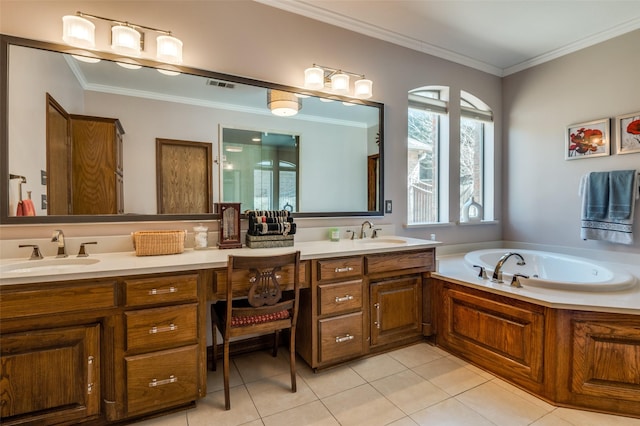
132, 230, 186, 256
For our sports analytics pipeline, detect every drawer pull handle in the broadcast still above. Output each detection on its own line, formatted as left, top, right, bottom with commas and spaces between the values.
334, 266, 354, 273
149, 286, 177, 295
335, 334, 354, 343
149, 323, 177, 334
335, 295, 354, 303
374, 302, 381, 329
87, 355, 95, 395
149, 375, 177, 387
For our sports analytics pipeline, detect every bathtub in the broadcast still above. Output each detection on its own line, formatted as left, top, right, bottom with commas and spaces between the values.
464, 249, 637, 292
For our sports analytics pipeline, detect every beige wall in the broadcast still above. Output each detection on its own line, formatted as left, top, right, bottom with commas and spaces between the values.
0, 0, 514, 247
503, 30, 640, 254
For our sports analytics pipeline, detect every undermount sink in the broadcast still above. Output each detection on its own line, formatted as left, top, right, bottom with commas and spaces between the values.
356, 238, 407, 245
1, 257, 100, 274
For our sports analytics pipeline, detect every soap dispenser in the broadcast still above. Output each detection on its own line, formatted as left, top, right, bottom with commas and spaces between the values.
462, 197, 483, 223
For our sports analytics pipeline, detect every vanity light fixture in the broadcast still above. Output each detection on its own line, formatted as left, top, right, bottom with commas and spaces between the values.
303, 64, 373, 99
61, 11, 183, 66
267, 89, 302, 117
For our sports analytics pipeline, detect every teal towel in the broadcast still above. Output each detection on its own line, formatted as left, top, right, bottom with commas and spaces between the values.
585, 172, 609, 220
609, 170, 635, 220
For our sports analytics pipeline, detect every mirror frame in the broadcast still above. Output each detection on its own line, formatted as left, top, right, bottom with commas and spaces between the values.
0, 35, 384, 224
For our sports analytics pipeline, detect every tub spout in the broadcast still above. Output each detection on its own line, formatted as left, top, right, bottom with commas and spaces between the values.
492, 252, 525, 283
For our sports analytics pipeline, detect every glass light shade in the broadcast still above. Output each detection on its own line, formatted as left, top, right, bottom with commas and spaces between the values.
157, 68, 181, 76
268, 90, 301, 117
156, 35, 183, 64
116, 62, 142, 70
330, 72, 350, 93
354, 78, 373, 99
62, 15, 95, 49
304, 67, 325, 90
71, 54, 101, 64
111, 25, 141, 56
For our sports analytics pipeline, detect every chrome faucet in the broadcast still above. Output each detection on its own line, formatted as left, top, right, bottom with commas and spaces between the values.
492, 252, 525, 283
360, 220, 373, 239
51, 229, 68, 258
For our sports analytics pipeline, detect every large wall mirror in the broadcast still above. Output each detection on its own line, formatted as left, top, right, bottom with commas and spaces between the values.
0, 35, 384, 224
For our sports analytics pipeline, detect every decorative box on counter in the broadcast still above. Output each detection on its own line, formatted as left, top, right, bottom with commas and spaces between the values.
246, 234, 294, 248
132, 230, 186, 256
245, 210, 295, 248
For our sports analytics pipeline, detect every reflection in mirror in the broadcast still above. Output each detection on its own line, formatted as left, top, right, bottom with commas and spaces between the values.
222, 128, 299, 212
1, 35, 384, 223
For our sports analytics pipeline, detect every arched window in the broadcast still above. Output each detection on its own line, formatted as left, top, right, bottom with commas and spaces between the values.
407, 87, 448, 224
460, 90, 493, 222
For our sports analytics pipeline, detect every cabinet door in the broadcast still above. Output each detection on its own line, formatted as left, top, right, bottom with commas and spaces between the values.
0, 324, 100, 423
370, 276, 422, 347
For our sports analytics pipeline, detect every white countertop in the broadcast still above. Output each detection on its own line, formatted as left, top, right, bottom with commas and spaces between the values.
0, 236, 439, 286
433, 254, 640, 315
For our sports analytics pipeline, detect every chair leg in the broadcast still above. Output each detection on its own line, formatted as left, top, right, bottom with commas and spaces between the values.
223, 339, 231, 410
272, 329, 280, 357
289, 327, 297, 393
210, 304, 218, 371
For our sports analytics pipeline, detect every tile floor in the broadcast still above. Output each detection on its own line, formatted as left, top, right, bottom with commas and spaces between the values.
134, 342, 640, 426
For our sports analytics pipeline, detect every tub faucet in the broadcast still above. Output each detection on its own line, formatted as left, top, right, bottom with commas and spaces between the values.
51, 229, 68, 258
360, 221, 373, 239
492, 252, 525, 283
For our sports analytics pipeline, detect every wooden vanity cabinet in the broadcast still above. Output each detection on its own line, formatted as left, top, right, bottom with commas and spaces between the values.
70, 114, 124, 215
366, 250, 434, 350
116, 273, 205, 419
297, 248, 436, 370
0, 279, 117, 425
297, 256, 366, 369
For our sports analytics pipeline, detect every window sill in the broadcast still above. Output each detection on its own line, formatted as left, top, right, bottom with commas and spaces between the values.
456, 220, 499, 226
404, 222, 456, 229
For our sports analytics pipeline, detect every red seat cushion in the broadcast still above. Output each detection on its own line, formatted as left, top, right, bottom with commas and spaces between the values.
230, 309, 290, 327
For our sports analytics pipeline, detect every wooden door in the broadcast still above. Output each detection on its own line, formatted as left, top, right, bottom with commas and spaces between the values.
156, 139, 213, 214
370, 275, 421, 346
46, 94, 70, 215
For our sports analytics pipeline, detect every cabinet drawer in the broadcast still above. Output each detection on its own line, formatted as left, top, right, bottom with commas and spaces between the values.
318, 312, 363, 363
124, 274, 198, 307
365, 249, 434, 275
125, 345, 199, 415
316, 257, 363, 282
0, 280, 116, 319
125, 304, 198, 352
318, 280, 362, 316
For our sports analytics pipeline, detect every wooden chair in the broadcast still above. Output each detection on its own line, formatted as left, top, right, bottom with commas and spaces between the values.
210, 251, 301, 410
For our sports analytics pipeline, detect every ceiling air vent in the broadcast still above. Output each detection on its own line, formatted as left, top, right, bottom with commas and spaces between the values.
207, 79, 235, 89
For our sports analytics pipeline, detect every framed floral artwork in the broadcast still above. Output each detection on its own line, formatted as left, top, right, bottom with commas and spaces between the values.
565, 118, 610, 160
615, 111, 640, 155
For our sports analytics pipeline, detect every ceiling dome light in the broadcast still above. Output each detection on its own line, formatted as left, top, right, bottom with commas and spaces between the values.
354, 78, 373, 99
330, 72, 350, 94
304, 66, 325, 90
62, 15, 95, 49
268, 90, 301, 117
156, 35, 183, 64
111, 25, 141, 56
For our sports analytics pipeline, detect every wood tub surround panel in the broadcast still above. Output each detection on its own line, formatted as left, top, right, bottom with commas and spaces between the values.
433, 278, 640, 419
552, 310, 640, 417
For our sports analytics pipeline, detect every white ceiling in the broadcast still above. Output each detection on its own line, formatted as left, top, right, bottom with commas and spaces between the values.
258, 0, 640, 76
